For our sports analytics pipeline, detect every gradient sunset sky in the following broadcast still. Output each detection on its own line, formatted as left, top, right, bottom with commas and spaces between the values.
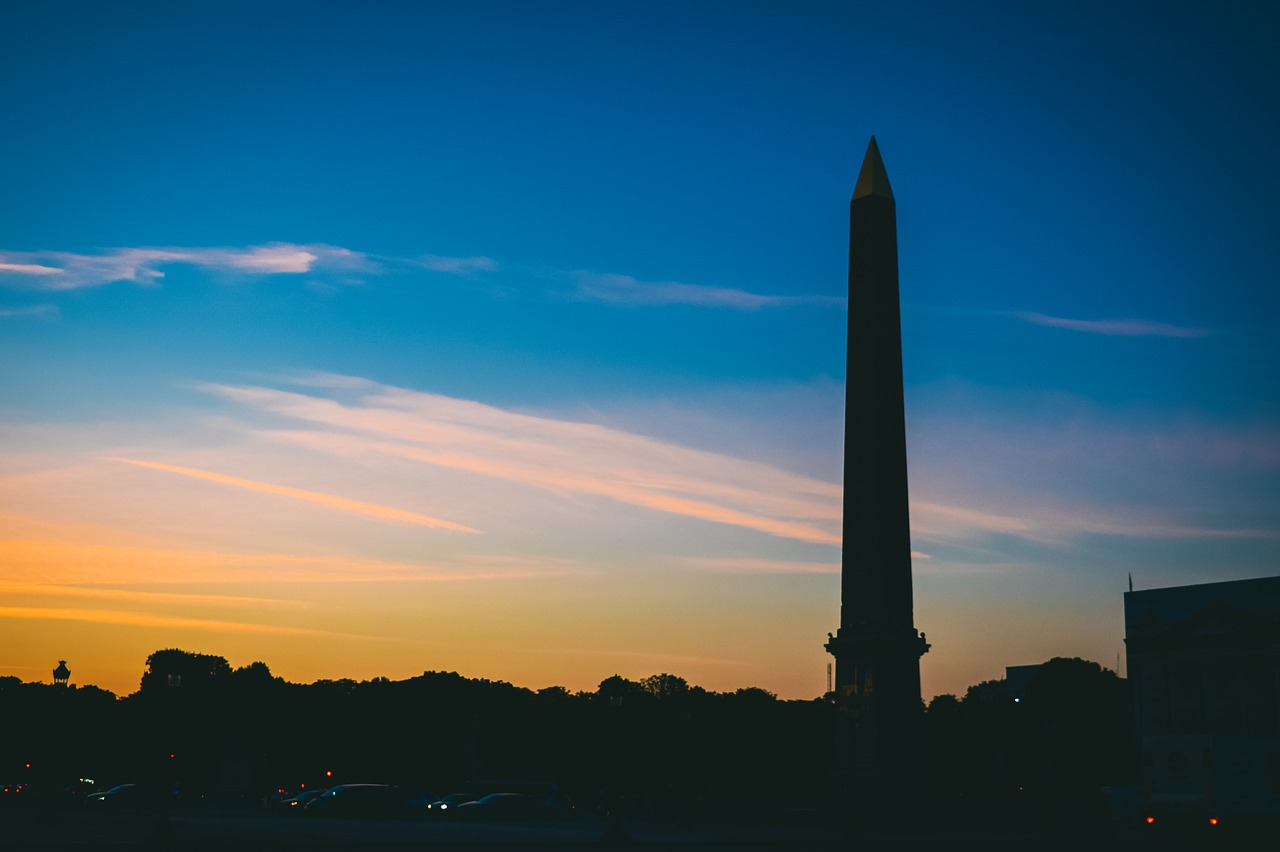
3, 1, 1278, 700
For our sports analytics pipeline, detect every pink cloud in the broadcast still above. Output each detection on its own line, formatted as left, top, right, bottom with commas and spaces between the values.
109, 457, 479, 533
1015, 311, 1211, 338
206, 378, 843, 545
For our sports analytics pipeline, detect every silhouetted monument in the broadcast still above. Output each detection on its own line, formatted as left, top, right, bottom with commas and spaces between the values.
825, 138, 929, 811
52, 660, 70, 687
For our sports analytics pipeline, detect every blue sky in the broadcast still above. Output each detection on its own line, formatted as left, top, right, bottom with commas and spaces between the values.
2, 0, 1277, 699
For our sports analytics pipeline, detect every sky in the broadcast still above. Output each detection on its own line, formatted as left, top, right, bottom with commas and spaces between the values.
2, 0, 1278, 701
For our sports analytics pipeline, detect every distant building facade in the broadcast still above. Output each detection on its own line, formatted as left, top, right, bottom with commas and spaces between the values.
1125, 577, 1280, 740
1124, 576, 1280, 822
964, 664, 1043, 703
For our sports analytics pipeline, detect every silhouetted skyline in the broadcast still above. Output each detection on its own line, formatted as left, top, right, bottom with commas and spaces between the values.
2, 2, 1278, 701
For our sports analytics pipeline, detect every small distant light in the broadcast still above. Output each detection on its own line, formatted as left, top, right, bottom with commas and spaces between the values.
169, 753, 176, 759
1013, 698, 1021, 703
1146, 816, 1156, 825
325, 770, 332, 777
440, 803, 448, 810
24, 763, 31, 769
1209, 816, 1219, 826
300, 783, 306, 789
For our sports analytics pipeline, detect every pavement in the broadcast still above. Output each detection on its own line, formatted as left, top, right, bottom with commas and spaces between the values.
0, 803, 1240, 852
3, 805, 843, 851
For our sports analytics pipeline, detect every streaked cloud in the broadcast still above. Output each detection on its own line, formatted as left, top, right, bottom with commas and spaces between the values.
2, 244, 840, 318
575, 271, 845, 310
908, 498, 1276, 545
1014, 311, 1212, 338
528, 646, 753, 669
417, 254, 498, 274
109, 457, 480, 533
0, 304, 58, 318
0, 582, 304, 608
0, 539, 580, 586
0, 605, 370, 637
0, 244, 370, 290
0, 262, 62, 275
684, 557, 838, 574
204, 375, 843, 545
910, 500, 1035, 541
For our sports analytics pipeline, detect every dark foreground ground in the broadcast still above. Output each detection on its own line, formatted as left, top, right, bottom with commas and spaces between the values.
0, 803, 1259, 852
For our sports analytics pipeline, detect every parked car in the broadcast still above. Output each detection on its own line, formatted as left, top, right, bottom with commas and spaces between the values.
303, 784, 405, 818
262, 788, 294, 810
398, 787, 437, 815
426, 792, 479, 815
452, 792, 566, 821
83, 784, 145, 811
278, 788, 327, 814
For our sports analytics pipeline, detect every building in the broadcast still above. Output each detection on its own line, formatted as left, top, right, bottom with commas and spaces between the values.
1124, 576, 1280, 824
1126, 576, 1280, 740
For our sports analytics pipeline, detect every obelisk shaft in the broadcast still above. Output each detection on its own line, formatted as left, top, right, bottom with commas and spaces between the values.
842, 137, 915, 634
826, 138, 928, 795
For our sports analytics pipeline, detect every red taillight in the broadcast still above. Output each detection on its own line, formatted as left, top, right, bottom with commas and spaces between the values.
1208, 816, 1219, 826
1146, 816, 1156, 825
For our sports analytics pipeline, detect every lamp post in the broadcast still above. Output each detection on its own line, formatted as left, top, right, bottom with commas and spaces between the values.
39, 660, 72, 827
146, 673, 180, 849
601, 695, 629, 845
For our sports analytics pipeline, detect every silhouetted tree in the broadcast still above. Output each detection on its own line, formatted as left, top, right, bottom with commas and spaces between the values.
920, 657, 1133, 831
5, 652, 850, 819
537, 685, 572, 701
640, 673, 689, 701
733, 686, 777, 703
597, 674, 645, 704
139, 649, 232, 692
231, 661, 276, 686
1020, 656, 1131, 822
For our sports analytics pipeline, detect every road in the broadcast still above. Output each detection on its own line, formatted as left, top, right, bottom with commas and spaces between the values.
0, 803, 1248, 851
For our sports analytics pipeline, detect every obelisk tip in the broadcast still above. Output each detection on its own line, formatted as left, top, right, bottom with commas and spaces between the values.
853, 136, 894, 201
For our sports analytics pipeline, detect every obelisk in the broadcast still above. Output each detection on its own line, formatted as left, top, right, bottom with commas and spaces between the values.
825, 137, 929, 799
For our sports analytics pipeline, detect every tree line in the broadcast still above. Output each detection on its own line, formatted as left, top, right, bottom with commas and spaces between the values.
2, 651, 1132, 824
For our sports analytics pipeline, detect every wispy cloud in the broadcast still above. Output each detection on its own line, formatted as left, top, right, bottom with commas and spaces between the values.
0, 582, 304, 608
204, 375, 843, 545
909, 500, 1036, 541
526, 646, 752, 669
1014, 311, 1212, 338
0, 539, 580, 586
109, 457, 480, 533
3, 244, 834, 316
684, 557, 838, 574
0, 605, 372, 637
416, 255, 498, 274
0, 304, 58, 318
908, 492, 1278, 545
0, 244, 370, 290
575, 272, 844, 310
0, 262, 62, 275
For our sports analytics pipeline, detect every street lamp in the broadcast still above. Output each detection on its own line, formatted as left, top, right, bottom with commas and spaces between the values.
146, 672, 180, 848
